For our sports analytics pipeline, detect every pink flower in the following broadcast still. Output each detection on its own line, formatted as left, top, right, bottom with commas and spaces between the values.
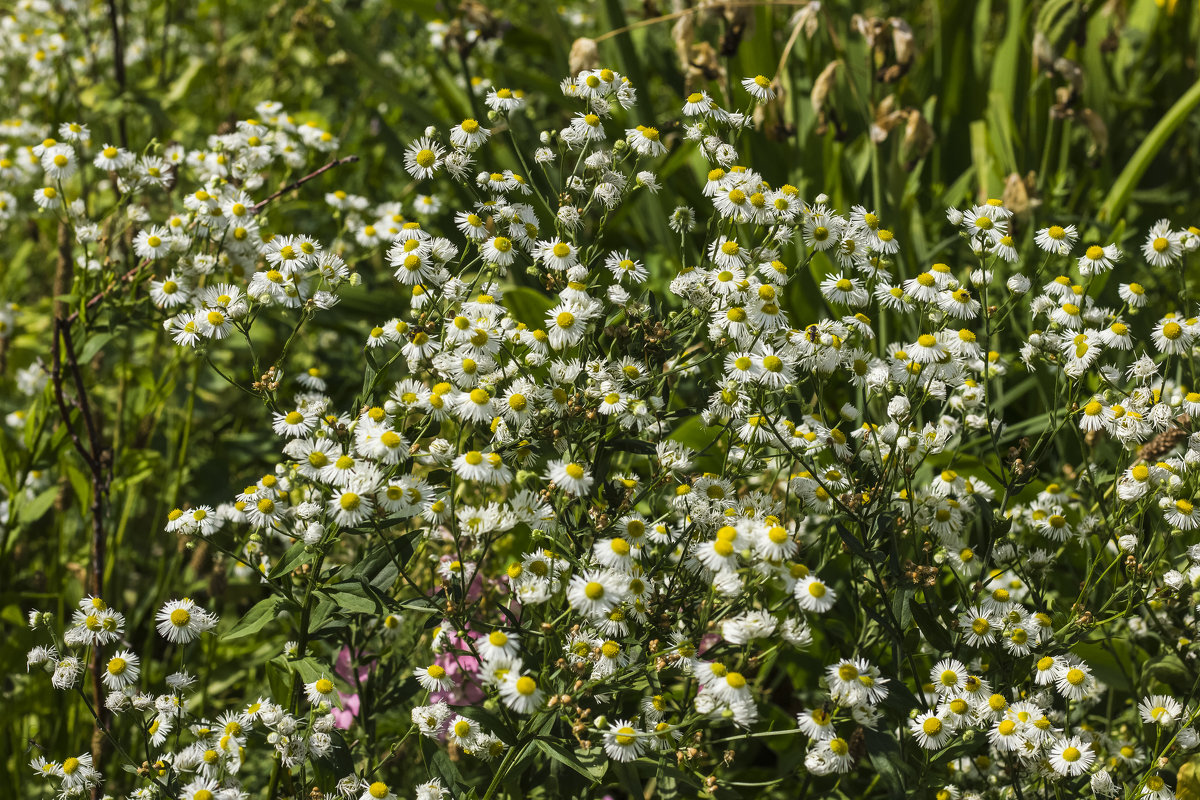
332, 691, 360, 730
330, 647, 373, 730
336, 646, 371, 684
429, 624, 485, 705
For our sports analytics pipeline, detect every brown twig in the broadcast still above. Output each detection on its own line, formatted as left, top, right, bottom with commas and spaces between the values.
66, 262, 146, 325
51, 228, 98, 473
251, 154, 360, 214
51, 224, 111, 794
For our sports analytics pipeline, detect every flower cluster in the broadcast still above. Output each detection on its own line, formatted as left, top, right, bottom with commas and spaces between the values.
14, 49, 1200, 800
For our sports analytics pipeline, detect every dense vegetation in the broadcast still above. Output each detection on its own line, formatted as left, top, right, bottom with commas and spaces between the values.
6, 1, 1200, 799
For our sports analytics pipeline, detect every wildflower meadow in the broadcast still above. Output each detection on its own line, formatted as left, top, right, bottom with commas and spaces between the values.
7, 2, 1200, 799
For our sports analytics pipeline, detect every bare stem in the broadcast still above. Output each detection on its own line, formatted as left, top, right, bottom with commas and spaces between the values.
251, 154, 361, 214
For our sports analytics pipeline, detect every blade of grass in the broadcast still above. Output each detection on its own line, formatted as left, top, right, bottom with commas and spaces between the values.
1098, 78, 1200, 222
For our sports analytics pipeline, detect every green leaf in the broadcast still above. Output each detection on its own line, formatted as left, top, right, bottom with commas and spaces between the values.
224, 596, 283, 640
23, 394, 47, 452
14, 486, 59, 527
611, 760, 643, 799
0, 434, 14, 495
397, 596, 442, 615
431, 750, 464, 795
892, 586, 916, 630
63, 462, 91, 512
575, 744, 609, 781
535, 739, 598, 783
163, 57, 206, 108
864, 728, 910, 799
312, 730, 356, 787
308, 595, 337, 633
269, 541, 311, 579
328, 590, 379, 615
910, 598, 954, 652
78, 331, 116, 363
502, 287, 555, 329
289, 657, 328, 684
835, 521, 871, 562
669, 415, 717, 452
1099, 77, 1200, 222
1141, 652, 1190, 693
266, 658, 291, 700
